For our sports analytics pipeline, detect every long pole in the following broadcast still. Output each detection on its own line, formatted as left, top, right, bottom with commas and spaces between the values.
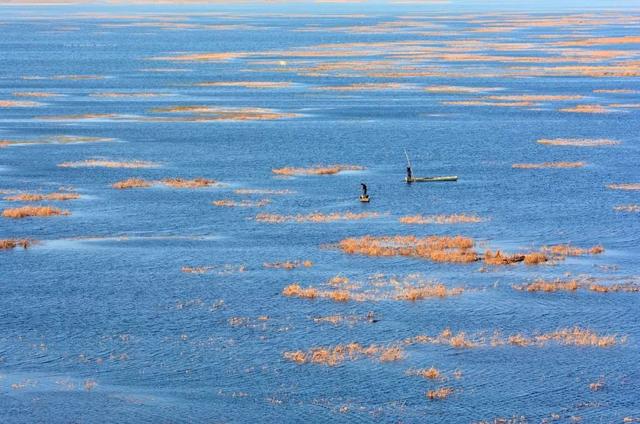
404, 148, 412, 168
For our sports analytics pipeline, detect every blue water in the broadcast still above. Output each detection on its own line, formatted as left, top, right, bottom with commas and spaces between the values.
1, 3, 639, 423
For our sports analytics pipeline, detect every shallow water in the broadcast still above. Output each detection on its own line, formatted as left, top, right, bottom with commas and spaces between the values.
1, 3, 639, 423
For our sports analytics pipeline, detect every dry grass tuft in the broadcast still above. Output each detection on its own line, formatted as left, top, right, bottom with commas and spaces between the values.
537, 138, 619, 147
234, 188, 294, 195
59, 159, 157, 169
256, 211, 382, 224
0, 239, 33, 250
399, 214, 482, 224
160, 178, 215, 188
608, 183, 640, 191
264, 260, 313, 270
4, 192, 79, 202
425, 85, 502, 93
542, 244, 604, 257
513, 279, 579, 292
3, 206, 70, 219
512, 162, 586, 169
426, 387, 454, 400
483, 250, 525, 265
523, 252, 549, 265
112, 178, 152, 189
395, 284, 464, 300
283, 342, 404, 366
181, 266, 212, 274
407, 367, 442, 380
338, 235, 477, 263
272, 164, 364, 176
588, 283, 640, 293
559, 104, 612, 113
212, 199, 270, 207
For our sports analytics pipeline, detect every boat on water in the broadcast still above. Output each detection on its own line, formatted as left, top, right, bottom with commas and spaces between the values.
404, 149, 457, 183
359, 183, 370, 202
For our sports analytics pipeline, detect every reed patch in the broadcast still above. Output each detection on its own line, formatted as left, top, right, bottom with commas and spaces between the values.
272, 164, 364, 176
256, 211, 383, 223
512, 162, 586, 169
399, 214, 482, 224
537, 138, 619, 147
2, 206, 70, 219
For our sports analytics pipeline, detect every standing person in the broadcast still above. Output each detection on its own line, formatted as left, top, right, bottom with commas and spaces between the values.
361, 183, 367, 196
406, 166, 413, 182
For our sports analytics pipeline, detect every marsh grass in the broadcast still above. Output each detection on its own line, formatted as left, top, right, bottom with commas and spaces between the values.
283, 342, 405, 366
272, 164, 364, 176
537, 138, 619, 147
0, 239, 33, 249
559, 104, 612, 113
112, 178, 216, 189
264, 260, 313, 270
512, 162, 586, 169
212, 199, 270, 207
399, 214, 482, 224
4, 192, 80, 202
3, 206, 70, 219
112, 178, 152, 189
59, 159, 158, 169
257, 211, 383, 223
426, 387, 454, 400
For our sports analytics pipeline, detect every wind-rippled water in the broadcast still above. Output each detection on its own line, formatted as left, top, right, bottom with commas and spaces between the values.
0, 2, 639, 423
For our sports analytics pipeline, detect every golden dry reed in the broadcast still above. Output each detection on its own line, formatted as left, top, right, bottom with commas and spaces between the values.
338, 235, 478, 263
272, 164, 364, 176
4, 192, 80, 202
263, 260, 313, 270
512, 162, 586, 169
256, 211, 382, 223
399, 214, 482, 224
537, 138, 619, 147
58, 159, 158, 168
212, 199, 270, 207
559, 104, 612, 113
283, 342, 405, 366
427, 387, 454, 400
2, 206, 70, 219
112, 178, 152, 189
0, 239, 33, 249
541, 244, 604, 256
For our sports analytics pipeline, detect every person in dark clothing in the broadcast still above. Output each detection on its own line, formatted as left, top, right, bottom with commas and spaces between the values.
360, 183, 367, 196
406, 166, 413, 181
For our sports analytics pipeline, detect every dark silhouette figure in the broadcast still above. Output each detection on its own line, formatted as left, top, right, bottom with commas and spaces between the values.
360, 183, 367, 196
406, 166, 413, 181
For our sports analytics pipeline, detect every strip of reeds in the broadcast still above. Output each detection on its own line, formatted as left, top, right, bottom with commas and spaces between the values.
2, 206, 70, 219
257, 211, 382, 223
399, 214, 482, 224
0, 239, 33, 249
59, 159, 158, 168
264, 260, 313, 270
272, 164, 364, 176
4, 192, 79, 202
537, 138, 619, 147
283, 342, 405, 366
512, 162, 586, 169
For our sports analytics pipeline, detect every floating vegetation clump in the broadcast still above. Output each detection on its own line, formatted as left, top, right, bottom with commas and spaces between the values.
559, 104, 612, 113
283, 274, 464, 302
0, 135, 115, 148
614, 204, 640, 213
212, 199, 270, 207
181, 264, 245, 275
161, 178, 216, 188
537, 138, 620, 147
150, 105, 299, 121
4, 192, 79, 202
424, 85, 502, 93
112, 178, 153, 189
0, 100, 42, 107
272, 164, 365, 176
234, 188, 295, 195
59, 159, 158, 169
283, 342, 405, 366
195, 81, 292, 89
0, 239, 33, 250
338, 235, 478, 263
485, 94, 583, 102
256, 211, 383, 223
181, 266, 212, 274
2, 206, 70, 219
313, 312, 376, 326
13, 91, 60, 97
512, 162, 586, 169
426, 387, 454, 400
315, 83, 413, 91
513, 279, 579, 292
399, 214, 482, 224
406, 367, 442, 380
608, 183, 640, 191
152, 52, 246, 62
264, 260, 313, 270
541, 244, 604, 257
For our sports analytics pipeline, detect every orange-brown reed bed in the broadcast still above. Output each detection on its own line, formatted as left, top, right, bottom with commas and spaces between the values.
272, 164, 364, 176
2, 206, 70, 219
256, 211, 383, 224
614, 204, 640, 213
559, 104, 612, 113
403, 326, 624, 349
159, 178, 216, 188
338, 235, 478, 264
424, 85, 502, 93
59, 159, 158, 169
4, 192, 79, 202
593, 89, 638, 94
315, 83, 412, 91
515, 278, 639, 294
112, 178, 152, 189
541, 244, 604, 257
181, 266, 212, 274
0, 100, 41, 107
483, 250, 548, 265
399, 214, 482, 224
484, 94, 583, 102
150, 105, 299, 121
112, 178, 216, 189
212, 199, 270, 207
234, 188, 294, 195
406, 367, 443, 380
313, 312, 376, 326
537, 138, 619, 147
181, 264, 246, 275
283, 342, 404, 366
512, 162, 586, 169
13, 91, 60, 97
608, 183, 640, 191
264, 260, 313, 270
195, 81, 292, 89
283, 274, 464, 302
0, 239, 33, 250
427, 387, 455, 400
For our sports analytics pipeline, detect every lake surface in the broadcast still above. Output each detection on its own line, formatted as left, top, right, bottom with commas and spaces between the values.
1, 2, 639, 423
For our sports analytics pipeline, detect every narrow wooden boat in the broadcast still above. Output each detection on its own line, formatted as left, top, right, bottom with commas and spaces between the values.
405, 175, 458, 183
359, 194, 370, 202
